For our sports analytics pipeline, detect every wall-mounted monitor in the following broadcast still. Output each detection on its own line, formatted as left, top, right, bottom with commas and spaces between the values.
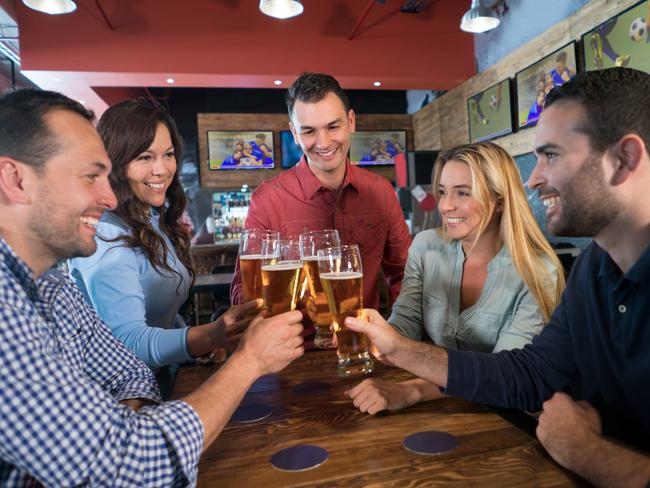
582, 0, 650, 73
515, 42, 578, 129
207, 130, 274, 170
349, 130, 406, 166
467, 78, 513, 143
280, 130, 303, 169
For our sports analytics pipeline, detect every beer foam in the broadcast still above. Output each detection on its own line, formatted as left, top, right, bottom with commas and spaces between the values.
261, 261, 303, 271
319, 272, 363, 280
240, 254, 264, 260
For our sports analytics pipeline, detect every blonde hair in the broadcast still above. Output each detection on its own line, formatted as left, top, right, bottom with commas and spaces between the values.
432, 141, 565, 322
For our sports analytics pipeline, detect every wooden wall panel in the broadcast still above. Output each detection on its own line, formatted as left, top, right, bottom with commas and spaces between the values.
412, 0, 639, 156
198, 113, 413, 189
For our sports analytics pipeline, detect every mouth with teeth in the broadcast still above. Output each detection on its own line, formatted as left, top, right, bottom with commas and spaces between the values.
541, 195, 561, 209
144, 181, 167, 191
445, 216, 466, 228
80, 216, 99, 230
311, 147, 339, 161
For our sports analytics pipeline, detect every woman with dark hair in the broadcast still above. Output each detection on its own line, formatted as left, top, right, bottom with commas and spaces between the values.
69, 99, 254, 396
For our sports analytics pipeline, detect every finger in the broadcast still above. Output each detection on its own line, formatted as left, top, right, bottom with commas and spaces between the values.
239, 298, 264, 314
344, 316, 370, 334
346, 379, 371, 399
367, 402, 387, 415
272, 309, 303, 325
358, 396, 377, 414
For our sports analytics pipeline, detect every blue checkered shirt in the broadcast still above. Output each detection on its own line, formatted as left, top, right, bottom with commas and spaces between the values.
0, 238, 204, 487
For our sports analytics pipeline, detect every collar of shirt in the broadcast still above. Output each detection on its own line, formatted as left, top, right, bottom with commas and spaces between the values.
294, 155, 360, 201
0, 236, 39, 301
597, 241, 650, 286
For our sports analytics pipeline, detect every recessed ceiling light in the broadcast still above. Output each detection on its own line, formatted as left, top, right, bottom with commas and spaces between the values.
79, 100, 86, 105
166, 78, 175, 84
274, 80, 282, 86
373, 81, 382, 87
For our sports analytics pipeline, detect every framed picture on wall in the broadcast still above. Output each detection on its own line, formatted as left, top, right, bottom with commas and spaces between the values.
349, 130, 406, 166
582, 0, 650, 73
515, 42, 578, 129
207, 130, 274, 170
280, 130, 303, 169
467, 78, 513, 143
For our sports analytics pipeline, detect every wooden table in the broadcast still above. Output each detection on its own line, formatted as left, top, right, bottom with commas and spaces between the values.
172, 350, 585, 487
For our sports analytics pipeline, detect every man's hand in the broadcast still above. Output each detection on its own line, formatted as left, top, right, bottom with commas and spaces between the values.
236, 309, 304, 377
344, 309, 406, 367
345, 378, 421, 415
536, 392, 602, 468
210, 299, 262, 352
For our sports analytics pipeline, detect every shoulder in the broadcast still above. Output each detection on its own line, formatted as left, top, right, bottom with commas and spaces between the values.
252, 168, 298, 199
411, 228, 446, 250
352, 166, 394, 190
95, 212, 132, 240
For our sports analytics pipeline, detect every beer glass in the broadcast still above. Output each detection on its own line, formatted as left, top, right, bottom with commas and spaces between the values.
299, 229, 340, 349
261, 238, 303, 316
239, 229, 280, 303
317, 244, 373, 376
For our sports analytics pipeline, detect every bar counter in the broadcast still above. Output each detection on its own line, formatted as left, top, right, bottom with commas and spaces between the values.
172, 350, 586, 487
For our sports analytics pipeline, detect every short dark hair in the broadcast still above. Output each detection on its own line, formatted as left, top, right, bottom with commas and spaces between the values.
285, 72, 350, 118
0, 88, 93, 171
545, 67, 650, 155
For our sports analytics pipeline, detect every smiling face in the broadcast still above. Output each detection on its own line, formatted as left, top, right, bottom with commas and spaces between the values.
125, 122, 176, 209
289, 91, 355, 179
27, 109, 117, 261
529, 101, 622, 237
437, 159, 496, 245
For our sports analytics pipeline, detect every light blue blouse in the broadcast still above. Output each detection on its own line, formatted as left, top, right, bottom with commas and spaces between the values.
389, 229, 556, 353
69, 210, 192, 368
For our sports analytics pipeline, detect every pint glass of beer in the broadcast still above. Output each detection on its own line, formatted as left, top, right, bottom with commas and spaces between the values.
317, 244, 373, 376
239, 229, 280, 303
261, 238, 303, 316
299, 230, 340, 349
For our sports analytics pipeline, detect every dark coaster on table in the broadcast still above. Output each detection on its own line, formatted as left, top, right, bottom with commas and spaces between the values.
231, 404, 272, 423
292, 381, 332, 395
402, 431, 459, 455
270, 444, 329, 472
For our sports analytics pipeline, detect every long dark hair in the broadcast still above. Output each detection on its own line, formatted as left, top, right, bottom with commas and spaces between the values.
97, 98, 193, 284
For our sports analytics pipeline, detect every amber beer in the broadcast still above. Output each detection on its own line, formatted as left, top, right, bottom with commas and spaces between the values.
261, 261, 303, 316
302, 257, 333, 328
320, 271, 372, 371
240, 254, 264, 303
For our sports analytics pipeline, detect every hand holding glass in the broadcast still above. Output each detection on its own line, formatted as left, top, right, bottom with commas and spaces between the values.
261, 238, 303, 317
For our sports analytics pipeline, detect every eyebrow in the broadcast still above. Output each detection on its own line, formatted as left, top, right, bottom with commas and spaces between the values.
439, 184, 471, 189
88, 161, 110, 172
534, 143, 562, 155
299, 118, 343, 131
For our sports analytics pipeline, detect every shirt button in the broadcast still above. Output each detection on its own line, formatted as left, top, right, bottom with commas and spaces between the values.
618, 304, 627, 313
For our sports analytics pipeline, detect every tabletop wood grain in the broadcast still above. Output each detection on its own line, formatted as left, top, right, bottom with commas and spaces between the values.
172, 350, 587, 487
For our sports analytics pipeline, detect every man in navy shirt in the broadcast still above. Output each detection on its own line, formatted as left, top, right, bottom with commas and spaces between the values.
346, 67, 650, 487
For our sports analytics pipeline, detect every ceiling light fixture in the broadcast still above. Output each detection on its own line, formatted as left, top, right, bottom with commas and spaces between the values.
274, 80, 282, 86
166, 78, 175, 84
373, 81, 382, 87
23, 0, 77, 15
460, 0, 499, 33
259, 0, 303, 20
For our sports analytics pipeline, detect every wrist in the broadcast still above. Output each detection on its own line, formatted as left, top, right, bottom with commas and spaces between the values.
227, 348, 263, 382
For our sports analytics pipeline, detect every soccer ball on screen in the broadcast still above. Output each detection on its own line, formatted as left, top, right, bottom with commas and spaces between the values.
488, 94, 498, 110
629, 17, 646, 43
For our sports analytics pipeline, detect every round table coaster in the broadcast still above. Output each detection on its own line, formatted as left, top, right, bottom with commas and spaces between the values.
231, 404, 272, 423
270, 444, 329, 472
402, 431, 459, 456
292, 381, 332, 395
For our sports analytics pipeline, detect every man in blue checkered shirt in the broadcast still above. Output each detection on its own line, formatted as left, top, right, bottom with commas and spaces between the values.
0, 89, 305, 486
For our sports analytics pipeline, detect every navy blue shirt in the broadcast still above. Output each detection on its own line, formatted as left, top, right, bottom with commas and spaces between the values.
446, 241, 650, 451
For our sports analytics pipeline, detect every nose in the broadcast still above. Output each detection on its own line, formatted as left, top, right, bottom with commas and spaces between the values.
526, 158, 546, 191
314, 129, 331, 148
438, 194, 454, 213
151, 156, 169, 176
99, 179, 117, 210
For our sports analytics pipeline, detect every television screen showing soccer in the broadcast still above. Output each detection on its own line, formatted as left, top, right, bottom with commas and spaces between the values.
349, 131, 406, 166
207, 130, 274, 170
467, 78, 513, 143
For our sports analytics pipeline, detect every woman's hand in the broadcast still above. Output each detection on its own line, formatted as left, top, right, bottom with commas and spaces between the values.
210, 299, 263, 352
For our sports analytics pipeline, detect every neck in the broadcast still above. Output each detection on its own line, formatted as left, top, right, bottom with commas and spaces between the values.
0, 227, 55, 278
308, 160, 347, 191
461, 222, 501, 262
594, 213, 650, 274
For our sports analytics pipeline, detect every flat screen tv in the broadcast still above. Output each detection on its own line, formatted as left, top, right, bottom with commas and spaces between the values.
207, 130, 274, 170
515, 42, 578, 129
280, 130, 303, 169
349, 130, 406, 166
582, 0, 650, 73
467, 78, 513, 143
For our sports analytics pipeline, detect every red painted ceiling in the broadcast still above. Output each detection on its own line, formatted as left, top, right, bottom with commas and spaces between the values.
13, 0, 475, 114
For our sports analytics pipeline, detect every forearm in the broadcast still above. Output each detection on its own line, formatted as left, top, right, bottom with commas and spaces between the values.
186, 322, 220, 357
567, 434, 650, 487
392, 338, 449, 388
403, 378, 447, 403
181, 350, 260, 448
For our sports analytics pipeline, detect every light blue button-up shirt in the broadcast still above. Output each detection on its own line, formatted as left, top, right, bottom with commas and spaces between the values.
389, 229, 556, 353
69, 210, 192, 368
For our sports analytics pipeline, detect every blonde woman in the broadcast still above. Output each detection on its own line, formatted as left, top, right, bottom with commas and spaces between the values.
347, 141, 565, 414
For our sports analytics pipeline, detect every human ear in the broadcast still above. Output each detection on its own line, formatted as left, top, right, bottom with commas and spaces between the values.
0, 158, 33, 205
347, 109, 356, 133
610, 134, 645, 186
